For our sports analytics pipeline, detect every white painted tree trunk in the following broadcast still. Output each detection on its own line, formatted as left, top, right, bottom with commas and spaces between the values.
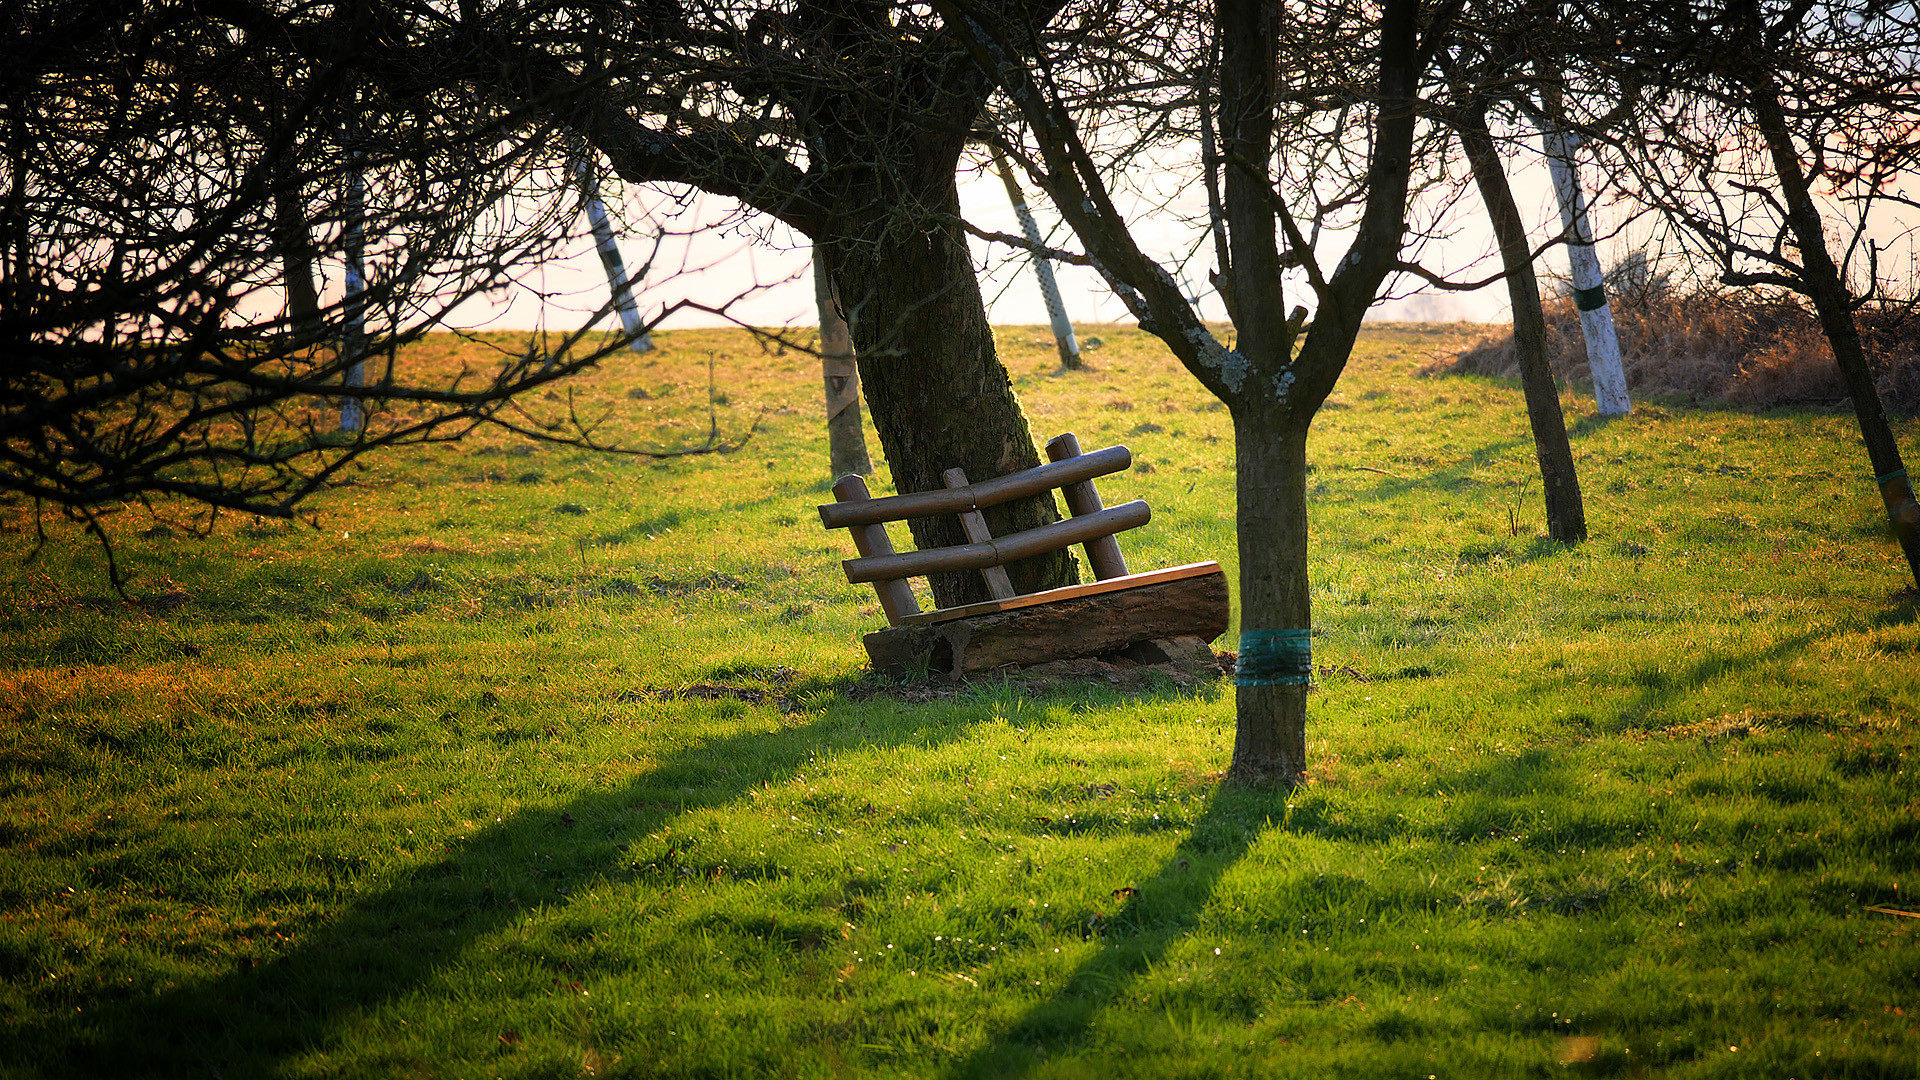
989, 147, 1080, 369
573, 157, 652, 354
340, 156, 366, 433
814, 251, 872, 477
1543, 127, 1632, 416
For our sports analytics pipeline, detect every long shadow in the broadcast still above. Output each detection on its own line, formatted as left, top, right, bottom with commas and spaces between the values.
1554, 625, 1835, 730
1342, 436, 1530, 500
17, 698, 992, 1077
1565, 410, 1625, 439
941, 783, 1275, 1079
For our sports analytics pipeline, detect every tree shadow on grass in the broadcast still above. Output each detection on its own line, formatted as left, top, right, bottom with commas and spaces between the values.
1345, 437, 1531, 500
1870, 589, 1918, 628
16, 700, 994, 1077
1590, 626, 1834, 731
941, 783, 1275, 1079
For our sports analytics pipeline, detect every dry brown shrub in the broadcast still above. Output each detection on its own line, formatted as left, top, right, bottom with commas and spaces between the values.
1429, 284, 1920, 414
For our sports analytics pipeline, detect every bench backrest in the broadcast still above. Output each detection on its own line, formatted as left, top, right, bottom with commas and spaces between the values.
819, 433, 1147, 625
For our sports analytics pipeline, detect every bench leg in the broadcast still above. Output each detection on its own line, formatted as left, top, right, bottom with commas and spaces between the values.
1046, 433, 1130, 579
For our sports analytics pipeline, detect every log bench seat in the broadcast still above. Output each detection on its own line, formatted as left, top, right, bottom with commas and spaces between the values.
820, 433, 1230, 678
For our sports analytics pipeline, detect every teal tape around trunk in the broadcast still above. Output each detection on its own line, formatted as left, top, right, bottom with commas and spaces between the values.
1236, 628, 1312, 686
1877, 466, 1909, 484
1572, 285, 1609, 312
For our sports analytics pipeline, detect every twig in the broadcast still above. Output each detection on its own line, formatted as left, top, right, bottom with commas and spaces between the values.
74, 505, 131, 600
1866, 905, 1920, 919
1351, 465, 1400, 478
23, 499, 48, 566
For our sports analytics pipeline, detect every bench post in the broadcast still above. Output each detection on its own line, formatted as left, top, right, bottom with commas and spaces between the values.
1045, 433, 1130, 579
943, 468, 1017, 600
831, 475, 921, 625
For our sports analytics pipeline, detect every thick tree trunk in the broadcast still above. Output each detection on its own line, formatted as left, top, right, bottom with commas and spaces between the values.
1753, 86, 1920, 587
825, 137, 1074, 607
1228, 414, 1310, 785
1458, 114, 1588, 543
813, 248, 872, 479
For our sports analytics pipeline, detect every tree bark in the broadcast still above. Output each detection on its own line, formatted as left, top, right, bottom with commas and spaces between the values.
823, 129, 1074, 607
1228, 415, 1311, 784
1457, 109, 1588, 544
274, 182, 321, 343
813, 247, 872, 479
1542, 125, 1633, 416
1752, 84, 1920, 587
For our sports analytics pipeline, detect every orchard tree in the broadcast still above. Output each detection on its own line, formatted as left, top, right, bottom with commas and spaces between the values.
15, 0, 1208, 606
1593, 0, 1920, 586
1434, 28, 1596, 544
1448, 98, 1587, 543
0, 0, 752, 588
941, 0, 1463, 783
402, 0, 1104, 603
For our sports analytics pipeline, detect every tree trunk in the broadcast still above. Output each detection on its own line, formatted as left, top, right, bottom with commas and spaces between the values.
574, 156, 653, 354
989, 145, 1081, 370
340, 150, 366, 433
825, 136, 1074, 607
274, 182, 321, 343
267, 100, 320, 346
813, 248, 872, 479
1542, 125, 1633, 416
1458, 112, 1588, 543
1752, 85, 1920, 587
1228, 413, 1310, 785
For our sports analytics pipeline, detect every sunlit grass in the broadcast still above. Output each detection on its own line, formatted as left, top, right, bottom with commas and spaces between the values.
0, 323, 1914, 1078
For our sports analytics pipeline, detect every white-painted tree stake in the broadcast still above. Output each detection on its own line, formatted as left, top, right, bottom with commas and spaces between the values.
814, 249, 872, 477
989, 146, 1079, 368
340, 154, 366, 432
1543, 127, 1632, 416
573, 156, 652, 353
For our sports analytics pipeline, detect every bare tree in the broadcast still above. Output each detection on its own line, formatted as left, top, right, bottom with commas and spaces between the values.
1592, 0, 1920, 586
1449, 98, 1589, 543
942, 0, 1463, 783
1538, 82, 1634, 416
572, 149, 655, 355
522, 0, 1091, 604
0, 0, 749, 589
1423, 26, 1595, 544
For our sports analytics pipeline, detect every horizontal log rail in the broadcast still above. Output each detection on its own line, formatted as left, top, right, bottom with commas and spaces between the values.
819, 445, 1131, 529
841, 500, 1150, 584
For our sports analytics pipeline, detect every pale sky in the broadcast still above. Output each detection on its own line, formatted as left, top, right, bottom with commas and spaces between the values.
439, 145, 1605, 336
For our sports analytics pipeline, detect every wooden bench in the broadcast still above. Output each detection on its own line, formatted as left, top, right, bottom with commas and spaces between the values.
820, 432, 1229, 677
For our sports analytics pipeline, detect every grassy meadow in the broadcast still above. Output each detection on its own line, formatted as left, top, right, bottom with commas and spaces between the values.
1, 323, 1916, 1078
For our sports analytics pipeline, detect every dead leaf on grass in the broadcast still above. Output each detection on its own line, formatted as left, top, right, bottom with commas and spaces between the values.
1560, 1035, 1600, 1063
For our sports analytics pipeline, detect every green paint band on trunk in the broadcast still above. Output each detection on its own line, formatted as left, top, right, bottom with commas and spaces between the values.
1877, 467, 1909, 484
1236, 628, 1311, 687
1572, 285, 1608, 312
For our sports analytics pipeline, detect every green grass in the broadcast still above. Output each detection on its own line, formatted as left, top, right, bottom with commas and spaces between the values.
1, 323, 1915, 1078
